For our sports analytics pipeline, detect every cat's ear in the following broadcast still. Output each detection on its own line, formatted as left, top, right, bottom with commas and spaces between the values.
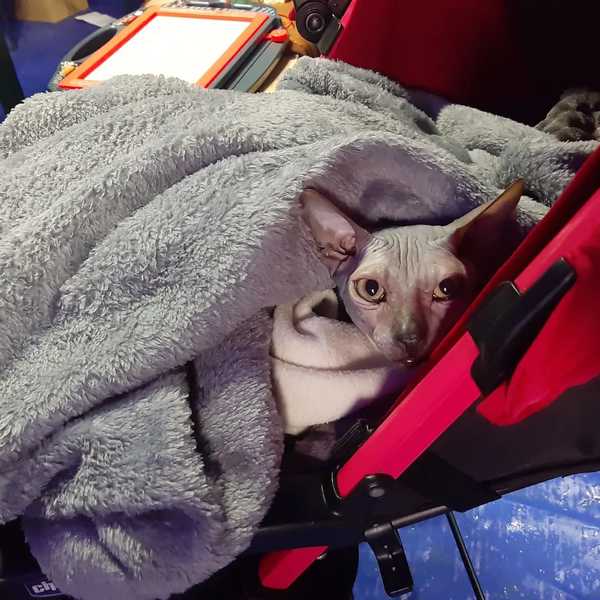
448, 180, 525, 275
300, 188, 371, 275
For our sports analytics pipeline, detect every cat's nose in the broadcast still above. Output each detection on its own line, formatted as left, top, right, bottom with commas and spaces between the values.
403, 338, 421, 357
394, 331, 419, 346
393, 334, 422, 362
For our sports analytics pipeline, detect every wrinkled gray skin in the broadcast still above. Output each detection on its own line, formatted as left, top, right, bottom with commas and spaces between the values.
335, 225, 472, 364
301, 183, 524, 366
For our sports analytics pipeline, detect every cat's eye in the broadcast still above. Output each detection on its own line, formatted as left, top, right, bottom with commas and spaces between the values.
433, 276, 464, 302
355, 279, 386, 303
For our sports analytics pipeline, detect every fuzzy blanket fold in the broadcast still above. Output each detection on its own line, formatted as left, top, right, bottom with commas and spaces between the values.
271, 290, 410, 435
0, 57, 595, 600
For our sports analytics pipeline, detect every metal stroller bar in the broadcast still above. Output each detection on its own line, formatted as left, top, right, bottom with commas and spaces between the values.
446, 511, 486, 600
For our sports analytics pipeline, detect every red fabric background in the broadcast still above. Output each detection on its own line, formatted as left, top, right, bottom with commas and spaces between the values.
329, 0, 600, 124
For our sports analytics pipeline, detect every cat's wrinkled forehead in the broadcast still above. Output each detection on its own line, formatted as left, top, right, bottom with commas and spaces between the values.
374, 223, 451, 246
365, 224, 455, 266
357, 225, 464, 284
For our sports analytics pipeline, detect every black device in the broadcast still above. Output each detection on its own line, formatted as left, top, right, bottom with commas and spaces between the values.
292, 0, 350, 46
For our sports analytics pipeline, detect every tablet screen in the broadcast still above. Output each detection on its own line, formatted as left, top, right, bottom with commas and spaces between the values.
87, 14, 252, 83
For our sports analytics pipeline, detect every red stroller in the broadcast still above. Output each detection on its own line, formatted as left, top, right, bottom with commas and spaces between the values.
258, 0, 600, 596
2, 1, 600, 598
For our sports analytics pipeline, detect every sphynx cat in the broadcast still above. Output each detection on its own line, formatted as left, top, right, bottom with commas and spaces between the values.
301, 180, 525, 366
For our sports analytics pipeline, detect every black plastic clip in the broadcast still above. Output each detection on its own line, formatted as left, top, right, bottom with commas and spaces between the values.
469, 258, 576, 395
321, 419, 385, 520
316, 17, 342, 54
365, 523, 414, 597
330, 419, 373, 464
322, 471, 396, 521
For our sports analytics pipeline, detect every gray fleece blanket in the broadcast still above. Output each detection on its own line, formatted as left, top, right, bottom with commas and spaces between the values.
0, 57, 596, 600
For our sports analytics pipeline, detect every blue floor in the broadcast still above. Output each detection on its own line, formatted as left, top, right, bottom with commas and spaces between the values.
3, 5, 600, 599
354, 472, 600, 599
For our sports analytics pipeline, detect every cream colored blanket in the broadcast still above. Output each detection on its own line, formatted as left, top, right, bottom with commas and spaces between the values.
271, 290, 411, 434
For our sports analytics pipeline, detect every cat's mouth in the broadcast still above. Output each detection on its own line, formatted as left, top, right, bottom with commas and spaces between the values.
383, 351, 428, 368
375, 343, 429, 367
396, 356, 426, 368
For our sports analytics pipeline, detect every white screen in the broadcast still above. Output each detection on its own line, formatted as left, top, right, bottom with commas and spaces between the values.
87, 14, 251, 84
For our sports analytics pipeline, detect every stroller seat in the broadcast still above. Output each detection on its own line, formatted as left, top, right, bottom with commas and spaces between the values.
254, 141, 600, 595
